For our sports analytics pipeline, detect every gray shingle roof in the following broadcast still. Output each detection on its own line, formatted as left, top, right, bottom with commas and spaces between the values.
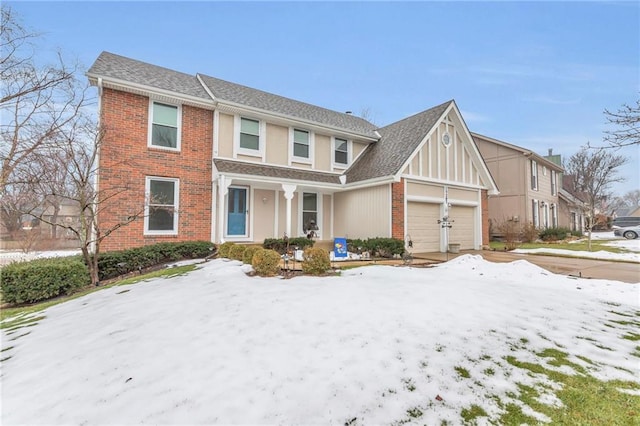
198, 74, 379, 138
214, 159, 341, 185
87, 52, 211, 100
345, 101, 452, 183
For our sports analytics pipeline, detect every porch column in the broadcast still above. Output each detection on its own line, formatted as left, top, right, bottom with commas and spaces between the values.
217, 175, 232, 243
282, 184, 297, 238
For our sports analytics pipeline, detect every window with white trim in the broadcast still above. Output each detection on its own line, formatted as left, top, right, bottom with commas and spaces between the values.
531, 159, 538, 190
302, 192, 318, 237
551, 170, 557, 196
293, 129, 310, 159
149, 101, 180, 149
532, 199, 539, 227
334, 138, 349, 166
551, 203, 558, 228
145, 177, 179, 234
240, 118, 260, 151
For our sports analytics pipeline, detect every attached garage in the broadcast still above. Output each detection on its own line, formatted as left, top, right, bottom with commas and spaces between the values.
448, 205, 476, 250
407, 202, 441, 252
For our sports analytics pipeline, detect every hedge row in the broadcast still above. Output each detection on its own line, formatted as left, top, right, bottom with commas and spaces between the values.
263, 237, 314, 254
1, 257, 90, 304
346, 237, 405, 258
96, 241, 215, 281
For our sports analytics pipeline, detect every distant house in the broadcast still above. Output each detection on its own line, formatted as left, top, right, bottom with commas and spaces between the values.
472, 133, 564, 237
87, 52, 498, 252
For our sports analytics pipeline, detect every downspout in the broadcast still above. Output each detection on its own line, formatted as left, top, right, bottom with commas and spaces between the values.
90, 77, 103, 254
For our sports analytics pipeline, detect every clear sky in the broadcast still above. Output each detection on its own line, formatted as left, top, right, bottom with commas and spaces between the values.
8, 1, 639, 196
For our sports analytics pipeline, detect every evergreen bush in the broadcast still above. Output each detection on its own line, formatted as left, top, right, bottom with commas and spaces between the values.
263, 237, 314, 254
229, 244, 247, 261
242, 245, 262, 264
251, 249, 282, 276
302, 247, 331, 275
1, 257, 90, 304
218, 242, 236, 258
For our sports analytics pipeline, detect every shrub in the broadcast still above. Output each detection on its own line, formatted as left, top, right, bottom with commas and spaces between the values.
302, 247, 331, 275
242, 245, 262, 264
1, 257, 90, 304
218, 242, 236, 258
263, 237, 314, 254
521, 223, 539, 243
539, 227, 571, 241
251, 249, 282, 276
346, 237, 404, 258
96, 241, 215, 281
496, 219, 522, 250
571, 230, 583, 237
229, 244, 247, 261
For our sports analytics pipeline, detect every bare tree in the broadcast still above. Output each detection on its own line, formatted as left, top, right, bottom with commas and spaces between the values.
564, 147, 628, 249
27, 109, 148, 286
0, 5, 78, 195
603, 98, 640, 148
609, 189, 640, 217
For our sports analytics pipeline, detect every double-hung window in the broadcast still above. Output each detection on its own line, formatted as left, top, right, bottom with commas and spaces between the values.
531, 159, 538, 190
334, 138, 349, 166
293, 129, 310, 159
302, 192, 318, 235
145, 177, 179, 235
551, 170, 557, 196
150, 102, 180, 149
532, 199, 539, 227
240, 118, 260, 151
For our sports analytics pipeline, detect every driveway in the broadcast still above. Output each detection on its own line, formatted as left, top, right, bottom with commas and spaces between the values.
414, 250, 640, 284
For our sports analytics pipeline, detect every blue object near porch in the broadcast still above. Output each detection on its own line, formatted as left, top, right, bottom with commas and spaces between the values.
334, 238, 348, 258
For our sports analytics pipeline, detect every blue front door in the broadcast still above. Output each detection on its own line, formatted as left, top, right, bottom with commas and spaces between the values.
227, 187, 248, 236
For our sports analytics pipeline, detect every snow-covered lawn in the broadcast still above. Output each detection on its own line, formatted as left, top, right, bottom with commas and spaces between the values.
1, 256, 638, 424
513, 232, 640, 262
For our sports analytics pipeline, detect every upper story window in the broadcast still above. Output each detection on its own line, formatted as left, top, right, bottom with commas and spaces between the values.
551, 170, 557, 196
149, 101, 180, 150
530, 159, 538, 191
145, 176, 179, 235
240, 118, 260, 151
334, 138, 349, 166
293, 129, 310, 159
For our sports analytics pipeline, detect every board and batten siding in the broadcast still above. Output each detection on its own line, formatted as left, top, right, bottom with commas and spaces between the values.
333, 185, 391, 239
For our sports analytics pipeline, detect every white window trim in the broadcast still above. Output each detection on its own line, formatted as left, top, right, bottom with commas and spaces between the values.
332, 136, 352, 170
531, 160, 538, 191
532, 199, 539, 227
298, 191, 322, 239
289, 127, 314, 165
234, 115, 265, 159
551, 170, 557, 196
147, 100, 181, 151
144, 176, 180, 236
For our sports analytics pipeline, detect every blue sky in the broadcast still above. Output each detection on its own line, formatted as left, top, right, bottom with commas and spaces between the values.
9, 1, 639, 195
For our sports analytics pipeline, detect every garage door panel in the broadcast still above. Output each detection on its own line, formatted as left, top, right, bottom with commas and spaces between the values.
448, 206, 475, 249
407, 202, 441, 252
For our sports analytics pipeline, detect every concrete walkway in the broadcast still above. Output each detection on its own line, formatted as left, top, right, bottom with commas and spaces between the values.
413, 250, 640, 284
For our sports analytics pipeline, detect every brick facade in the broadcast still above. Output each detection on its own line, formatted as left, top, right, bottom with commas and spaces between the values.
481, 189, 489, 246
98, 88, 213, 251
391, 179, 405, 240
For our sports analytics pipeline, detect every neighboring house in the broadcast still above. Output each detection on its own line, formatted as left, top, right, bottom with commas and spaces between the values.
472, 133, 563, 236
87, 52, 498, 253
544, 150, 587, 233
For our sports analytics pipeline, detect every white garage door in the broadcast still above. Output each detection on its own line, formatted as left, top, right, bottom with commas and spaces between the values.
407, 202, 441, 252
448, 205, 476, 250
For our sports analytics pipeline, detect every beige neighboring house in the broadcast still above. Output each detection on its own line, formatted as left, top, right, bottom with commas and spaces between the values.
557, 175, 587, 232
472, 133, 563, 237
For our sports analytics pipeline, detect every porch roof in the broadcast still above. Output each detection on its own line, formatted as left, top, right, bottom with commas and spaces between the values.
214, 159, 342, 185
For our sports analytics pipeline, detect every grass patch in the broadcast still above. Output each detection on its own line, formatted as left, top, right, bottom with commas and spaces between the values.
623, 333, 640, 342
455, 366, 471, 379
502, 349, 640, 425
0, 264, 198, 327
490, 239, 629, 253
461, 404, 488, 422
483, 368, 495, 376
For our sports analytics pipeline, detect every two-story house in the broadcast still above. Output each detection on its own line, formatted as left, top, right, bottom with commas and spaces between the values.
472, 133, 563, 236
87, 52, 498, 252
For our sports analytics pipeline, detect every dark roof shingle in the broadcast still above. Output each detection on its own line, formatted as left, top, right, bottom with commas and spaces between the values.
345, 101, 452, 183
214, 159, 342, 185
198, 74, 379, 138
